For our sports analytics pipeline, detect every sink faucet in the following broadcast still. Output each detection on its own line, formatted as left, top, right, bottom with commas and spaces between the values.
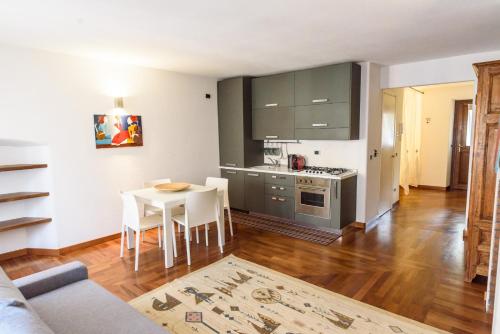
267, 157, 280, 166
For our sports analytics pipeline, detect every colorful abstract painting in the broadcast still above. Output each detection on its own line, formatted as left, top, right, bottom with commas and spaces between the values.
93, 114, 143, 148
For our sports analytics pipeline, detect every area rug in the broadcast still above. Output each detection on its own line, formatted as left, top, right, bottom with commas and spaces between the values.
130, 255, 448, 334
230, 211, 341, 245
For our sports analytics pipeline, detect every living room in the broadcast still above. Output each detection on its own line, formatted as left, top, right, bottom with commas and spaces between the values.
1, 1, 500, 334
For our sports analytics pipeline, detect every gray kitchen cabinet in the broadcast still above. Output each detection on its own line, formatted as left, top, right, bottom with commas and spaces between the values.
218, 77, 263, 167
252, 73, 294, 109
244, 171, 265, 213
293, 62, 361, 140
330, 176, 357, 229
252, 107, 295, 140
265, 195, 294, 219
221, 168, 245, 210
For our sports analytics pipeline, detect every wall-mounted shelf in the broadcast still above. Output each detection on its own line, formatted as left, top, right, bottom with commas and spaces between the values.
0, 164, 48, 172
0, 217, 52, 232
0, 192, 50, 203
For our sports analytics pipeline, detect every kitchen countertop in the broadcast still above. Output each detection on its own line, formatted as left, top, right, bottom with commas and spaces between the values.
219, 165, 357, 180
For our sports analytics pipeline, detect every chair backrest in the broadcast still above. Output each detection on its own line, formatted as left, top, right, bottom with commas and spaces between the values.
185, 188, 218, 227
120, 192, 141, 230
144, 178, 172, 188
205, 177, 229, 208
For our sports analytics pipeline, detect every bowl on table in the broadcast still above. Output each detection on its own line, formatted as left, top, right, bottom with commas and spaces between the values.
153, 183, 191, 192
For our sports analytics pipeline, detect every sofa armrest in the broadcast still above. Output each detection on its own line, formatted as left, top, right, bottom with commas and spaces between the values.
13, 261, 88, 299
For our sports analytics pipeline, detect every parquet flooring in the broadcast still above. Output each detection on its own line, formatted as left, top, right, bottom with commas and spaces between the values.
0, 189, 492, 333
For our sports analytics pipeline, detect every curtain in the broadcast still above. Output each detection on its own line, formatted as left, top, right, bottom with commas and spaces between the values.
400, 88, 422, 195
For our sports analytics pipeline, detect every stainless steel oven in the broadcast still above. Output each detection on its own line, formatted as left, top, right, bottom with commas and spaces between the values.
295, 176, 331, 219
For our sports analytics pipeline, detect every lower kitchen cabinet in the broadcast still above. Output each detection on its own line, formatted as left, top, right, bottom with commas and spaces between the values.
331, 176, 357, 229
220, 168, 245, 210
244, 171, 265, 213
265, 195, 294, 219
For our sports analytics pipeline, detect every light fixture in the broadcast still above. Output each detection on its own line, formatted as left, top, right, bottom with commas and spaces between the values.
114, 97, 124, 109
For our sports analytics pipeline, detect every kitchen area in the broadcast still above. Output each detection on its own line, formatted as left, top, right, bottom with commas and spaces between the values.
218, 62, 360, 232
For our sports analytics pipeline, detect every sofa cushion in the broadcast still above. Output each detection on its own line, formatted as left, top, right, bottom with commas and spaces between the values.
29, 279, 167, 334
0, 266, 54, 334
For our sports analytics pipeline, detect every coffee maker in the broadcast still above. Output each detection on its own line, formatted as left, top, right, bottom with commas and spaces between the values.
287, 154, 306, 171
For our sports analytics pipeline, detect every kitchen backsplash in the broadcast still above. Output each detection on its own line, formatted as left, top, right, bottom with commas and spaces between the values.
264, 140, 363, 170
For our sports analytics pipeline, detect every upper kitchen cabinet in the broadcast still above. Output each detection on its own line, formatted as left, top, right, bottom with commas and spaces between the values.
294, 62, 361, 140
252, 73, 294, 109
218, 77, 263, 168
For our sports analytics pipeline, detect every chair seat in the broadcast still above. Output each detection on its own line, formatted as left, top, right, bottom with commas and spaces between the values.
139, 214, 162, 231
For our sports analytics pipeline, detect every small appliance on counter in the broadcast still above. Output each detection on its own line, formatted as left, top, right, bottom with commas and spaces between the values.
287, 154, 306, 171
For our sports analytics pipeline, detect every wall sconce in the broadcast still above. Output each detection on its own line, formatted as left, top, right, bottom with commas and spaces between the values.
114, 97, 124, 109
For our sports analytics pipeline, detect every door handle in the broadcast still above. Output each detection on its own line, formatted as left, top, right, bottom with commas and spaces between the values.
458, 144, 464, 152
266, 135, 278, 139
225, 171, 237, 174
225, 163, 236, 167
312, 98, 329, 103
312, 123, 328, 127
271, 186, 277, 189
277, 197, 286, 202
247, 173, 259, 177
271, 196, 277, 201
279, 187, 285, 190
265, 103, 278, 107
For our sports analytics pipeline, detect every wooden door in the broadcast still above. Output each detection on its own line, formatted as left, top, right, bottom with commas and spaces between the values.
466, 60, 500, 282
379, 93, 396, 215
451, 100, 473, 190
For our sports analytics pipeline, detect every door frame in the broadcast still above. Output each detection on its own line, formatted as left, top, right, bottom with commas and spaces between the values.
379, 92, 397, 216
450, 99, 473, 190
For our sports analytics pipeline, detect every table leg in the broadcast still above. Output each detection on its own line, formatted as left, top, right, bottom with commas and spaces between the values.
218, 192, 225, 247
127, 227, 135, 249
163, 204, 174, 268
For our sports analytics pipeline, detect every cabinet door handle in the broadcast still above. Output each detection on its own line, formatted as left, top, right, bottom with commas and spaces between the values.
225, 171, 237, 174
271, 175, 277, 179
265, 103, 278, 107
278, 197, 286, 202
279, 187, 285, 190
247, 173, 259, 177
225, 163, 236, 167
312, 98, 329, 103
271, 186, 277, 189
271, 196, 277, 201
312, 123, 328, 127
266, 135, 278, 139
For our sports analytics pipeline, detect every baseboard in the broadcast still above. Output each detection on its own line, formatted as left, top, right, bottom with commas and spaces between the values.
0, 232, 121, 261
410, 185, 449, 191
351, 221, 365, 230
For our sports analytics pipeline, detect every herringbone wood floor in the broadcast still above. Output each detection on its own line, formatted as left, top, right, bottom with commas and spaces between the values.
1, 189, 492, 333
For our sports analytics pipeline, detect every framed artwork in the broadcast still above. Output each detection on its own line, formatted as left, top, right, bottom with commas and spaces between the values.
93, 114, 143, 148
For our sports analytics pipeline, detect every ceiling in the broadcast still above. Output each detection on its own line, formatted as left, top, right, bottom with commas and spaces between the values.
0, 0, 499, 78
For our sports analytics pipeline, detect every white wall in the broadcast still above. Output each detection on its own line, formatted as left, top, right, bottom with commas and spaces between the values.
380, 49, 500, 89
265, 62, 381, 223
418, 83, 474, 188
0, 44, 218, 250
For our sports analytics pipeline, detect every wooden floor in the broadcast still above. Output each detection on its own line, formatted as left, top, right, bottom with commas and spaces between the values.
1, 189, 492, 333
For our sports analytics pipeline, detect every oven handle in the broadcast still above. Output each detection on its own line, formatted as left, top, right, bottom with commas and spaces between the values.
296, 186, 328, 192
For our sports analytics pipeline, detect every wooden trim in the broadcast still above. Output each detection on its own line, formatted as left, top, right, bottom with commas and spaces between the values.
0, 192, 49, 203
60, 233, 121, 254
0, 164, 47, 172
392, 200, 400, 208
410, 185, 449, 191
0, 248, 28, 261
351, 221, 365, 230
0, 233, 122, 261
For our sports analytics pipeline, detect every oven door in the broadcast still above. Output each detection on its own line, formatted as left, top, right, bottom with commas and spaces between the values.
295, 185, 330, 219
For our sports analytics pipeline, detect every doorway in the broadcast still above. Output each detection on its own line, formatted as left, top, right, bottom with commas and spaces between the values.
450, 100, 473, 190
379, 93, 396, 215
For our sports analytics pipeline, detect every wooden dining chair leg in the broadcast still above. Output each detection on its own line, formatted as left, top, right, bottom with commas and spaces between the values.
227, 208, 234, 236
185, 227, 191, 265
205, 224, 209, 247
196, 227, 200, 244
120, 224, 125, 258
171, 224, 178, 258
135, 231, 140, 271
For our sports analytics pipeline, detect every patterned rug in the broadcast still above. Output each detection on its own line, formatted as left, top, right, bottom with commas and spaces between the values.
130, 255, 449, 334
230, 211, 341, 245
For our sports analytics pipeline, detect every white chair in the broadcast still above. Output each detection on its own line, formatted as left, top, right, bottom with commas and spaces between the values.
205, 177, 233, 236
143, 178, 184, 241
171, 188, 223, 265
120, 192, 163, 271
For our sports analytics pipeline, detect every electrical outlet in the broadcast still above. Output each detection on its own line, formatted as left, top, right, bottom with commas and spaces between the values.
314, 150, 320, 155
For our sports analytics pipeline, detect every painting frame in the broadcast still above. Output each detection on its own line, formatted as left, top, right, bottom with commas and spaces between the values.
93, 114, 143, 149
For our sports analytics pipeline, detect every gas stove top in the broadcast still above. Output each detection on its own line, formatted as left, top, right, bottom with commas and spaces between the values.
299, 166, 351, 176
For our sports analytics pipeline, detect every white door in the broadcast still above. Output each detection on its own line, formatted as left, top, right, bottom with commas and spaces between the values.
379, 93, 396, 215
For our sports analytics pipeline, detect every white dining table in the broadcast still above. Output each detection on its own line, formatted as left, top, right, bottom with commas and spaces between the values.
124, 184, 225, 268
